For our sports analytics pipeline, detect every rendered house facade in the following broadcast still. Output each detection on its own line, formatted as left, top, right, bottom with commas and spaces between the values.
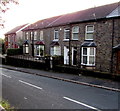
22, 2, 120, 74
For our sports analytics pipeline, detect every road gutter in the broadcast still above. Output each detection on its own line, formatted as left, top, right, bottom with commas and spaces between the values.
1, 66, 120, 92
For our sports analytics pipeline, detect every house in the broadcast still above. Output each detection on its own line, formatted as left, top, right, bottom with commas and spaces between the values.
22, 2, 120, 74
4, 24, 30, 52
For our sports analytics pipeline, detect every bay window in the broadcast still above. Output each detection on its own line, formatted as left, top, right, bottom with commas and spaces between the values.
51, 46, 61, 56
35, 45, 44, 57
81, 47, 96, 66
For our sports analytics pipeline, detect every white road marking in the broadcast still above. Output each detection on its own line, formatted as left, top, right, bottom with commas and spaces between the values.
1, 73, 12, 78
63, 96, 101, 111
19, 80, 42, 90
24, 97, 27, 100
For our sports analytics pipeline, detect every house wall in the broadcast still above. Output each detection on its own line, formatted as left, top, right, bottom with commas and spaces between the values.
16, 31, 24, 47
22, 17, 120, 73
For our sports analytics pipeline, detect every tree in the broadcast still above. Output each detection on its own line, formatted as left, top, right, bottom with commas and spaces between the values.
0, 0, 19, 28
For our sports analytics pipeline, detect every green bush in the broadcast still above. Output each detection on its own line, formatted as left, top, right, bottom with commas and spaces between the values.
7, 48, 23, 56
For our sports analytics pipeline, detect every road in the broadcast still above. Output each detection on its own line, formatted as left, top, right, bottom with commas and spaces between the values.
1, 67, 120, 110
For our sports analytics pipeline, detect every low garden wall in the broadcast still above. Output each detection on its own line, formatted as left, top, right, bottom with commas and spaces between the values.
1, 55, 120, 81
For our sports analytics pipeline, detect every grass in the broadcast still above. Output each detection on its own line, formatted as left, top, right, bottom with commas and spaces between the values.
0, 100, 16, 111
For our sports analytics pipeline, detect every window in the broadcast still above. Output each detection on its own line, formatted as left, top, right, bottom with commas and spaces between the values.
34, 31, 37, 40
85, 25, 94, 40
25, 44, 29, 54
51, 46, 61, 56
8, 37, 10, 43
30, 32, 33, 40
54, 30, 59, 40
35, 45, 44, 57
64, 29, 70, 40
26, 32, 29, 40
81, 47, 96, 66
40, 31, 43, 40
72, 26, 79, 40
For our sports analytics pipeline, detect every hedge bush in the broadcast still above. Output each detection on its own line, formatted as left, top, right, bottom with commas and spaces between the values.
7, 48, 23, 56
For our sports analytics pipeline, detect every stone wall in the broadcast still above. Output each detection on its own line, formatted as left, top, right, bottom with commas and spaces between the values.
22, 17, 120, 73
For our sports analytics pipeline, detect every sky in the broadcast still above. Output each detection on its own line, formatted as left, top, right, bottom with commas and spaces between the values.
0, 0, 120, 39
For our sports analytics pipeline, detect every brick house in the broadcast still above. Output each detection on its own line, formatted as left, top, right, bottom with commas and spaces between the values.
4, 24, 30, 52
22, 2, 120, 74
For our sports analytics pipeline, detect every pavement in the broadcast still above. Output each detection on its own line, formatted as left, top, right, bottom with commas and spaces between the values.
1, 64, 120, 92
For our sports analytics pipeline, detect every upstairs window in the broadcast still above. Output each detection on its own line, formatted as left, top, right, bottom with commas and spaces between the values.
34, 31, 37, 40
72, 26, 79, 40
54, 30, 59, 40
85, 25, 94, 40
26, 32, 29, 40
40, 30, 43, 40
30, 31, 33, 40
64, 29, 70, 40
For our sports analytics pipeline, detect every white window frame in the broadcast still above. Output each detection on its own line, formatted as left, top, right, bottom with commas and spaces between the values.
54, 30, 59, 41
34, 31, 37, 40
40, 30, 43, 40
72, 26, 79, 40
64, 29, 70, 41
30, 31, 33, 40
81, 47, 96, 66
26, 32, 29, 40
35, 45, 44, 57
25, 44, 29, 54
64, 46, 69, 65
85, 25, 94, 40
51, 46, 61, 56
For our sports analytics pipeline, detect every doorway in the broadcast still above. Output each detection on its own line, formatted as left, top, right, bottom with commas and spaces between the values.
72, 47, 77, 65
116, 51, 120, 74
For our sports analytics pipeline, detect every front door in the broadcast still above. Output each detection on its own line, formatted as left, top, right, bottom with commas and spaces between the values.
72, 47, 77, 65
117, 51, 120, 74
64, 46, 69, 65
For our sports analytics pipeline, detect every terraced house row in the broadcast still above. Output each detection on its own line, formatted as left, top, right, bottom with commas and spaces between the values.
5, 2, 120, 74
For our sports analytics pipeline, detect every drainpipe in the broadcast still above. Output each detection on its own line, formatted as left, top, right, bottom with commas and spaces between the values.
69, 24, 72, 66
32, 31, 34, 57
110, 18, 114, 73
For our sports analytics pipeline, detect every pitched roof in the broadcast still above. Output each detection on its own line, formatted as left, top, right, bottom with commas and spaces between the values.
23, 15, 62, 31
23, 2, 119, 31
5, 24, 29, 35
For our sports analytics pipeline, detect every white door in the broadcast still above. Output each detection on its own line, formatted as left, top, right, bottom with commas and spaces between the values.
64, 46, 69, 65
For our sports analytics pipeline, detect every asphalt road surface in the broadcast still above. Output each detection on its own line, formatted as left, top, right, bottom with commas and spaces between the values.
1, 68, 120, 110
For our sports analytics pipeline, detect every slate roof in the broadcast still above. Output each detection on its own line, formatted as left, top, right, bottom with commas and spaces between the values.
23, 2, 119, 31
5, 24, 28, 35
